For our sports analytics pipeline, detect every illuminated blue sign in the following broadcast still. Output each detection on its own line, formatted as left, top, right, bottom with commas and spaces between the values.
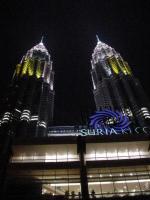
89, 109, 131, 132
47, 110, 149, 137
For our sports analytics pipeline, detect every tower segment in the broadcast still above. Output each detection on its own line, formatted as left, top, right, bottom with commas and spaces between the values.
0, 39, 54, 137
91, 37, 150, 127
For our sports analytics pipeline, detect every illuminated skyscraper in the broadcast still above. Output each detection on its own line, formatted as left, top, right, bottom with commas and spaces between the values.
0, 37, 150, 200
0, 39, 55, 137
91, 36, 150, 127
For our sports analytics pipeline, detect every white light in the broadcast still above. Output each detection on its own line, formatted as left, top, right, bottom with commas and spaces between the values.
3, 117, 10, 120
31, 118, 38, 121
45, 154, 56, 162
141, 107, 148, 111
91, 76, 96, 90
31, 116, 38, 121
21, 114, 29, 117
39, 124, 46, 128
4, 112, 11, 115
51, 183, 80, 187
143, 113, 150, 116
32, 115, 38, 118
51, 179, 150, 187
20, 116, 30, 121
86, 147, 149, 161
20, 116, 29, 120
38, 121, 47, 128
23, 110, 30, 113
86, 153, 95, 158
38, 121, 46, 125
4, 114, 10, 117
91, 60, 94, 69
88, 179, 150, 185
15, 109, 21, 113
40, 122, 46, 125
50, 82, 53, 90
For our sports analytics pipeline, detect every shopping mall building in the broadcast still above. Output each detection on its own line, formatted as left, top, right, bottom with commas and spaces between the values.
0, 37, 150, 200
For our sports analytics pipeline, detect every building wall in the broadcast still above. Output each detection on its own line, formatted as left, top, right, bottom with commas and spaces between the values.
6, 138, 150, 199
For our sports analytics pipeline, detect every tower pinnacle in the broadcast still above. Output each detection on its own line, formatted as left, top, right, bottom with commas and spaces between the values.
24, 37, 50, 61
40, 36, 44, 44
96, 34, 100, 43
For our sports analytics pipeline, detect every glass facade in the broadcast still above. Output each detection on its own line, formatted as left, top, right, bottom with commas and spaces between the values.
7, 140, 150, 199
11, 144, 79, 163
12, 141, 149, 163
42, 169, 81, 197
7, 169, 81, 199
7, 165, 150, 199
86, 141, 150, 161
88, 166, 150, 198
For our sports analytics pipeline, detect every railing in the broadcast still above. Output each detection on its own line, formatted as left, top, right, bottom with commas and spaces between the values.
5, 191, 150, 199
89, 191, 150, 198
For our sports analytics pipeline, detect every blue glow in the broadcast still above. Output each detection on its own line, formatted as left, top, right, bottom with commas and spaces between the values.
89, 109, 131, 132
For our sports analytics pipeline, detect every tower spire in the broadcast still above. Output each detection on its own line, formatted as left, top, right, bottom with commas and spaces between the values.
40, 36, 44, 43
26, 36, 50, 60
96, 34, 100, 43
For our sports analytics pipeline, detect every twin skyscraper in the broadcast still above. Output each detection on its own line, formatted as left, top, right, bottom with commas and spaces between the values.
0, 37, 149, 137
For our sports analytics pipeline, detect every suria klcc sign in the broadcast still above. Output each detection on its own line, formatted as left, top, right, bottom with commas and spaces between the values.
79, 110, 149, 136
48, 110, 150, 136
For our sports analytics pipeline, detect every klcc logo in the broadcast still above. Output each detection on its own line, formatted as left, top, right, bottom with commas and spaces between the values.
89, 109, 131, 131
79, 109, 132, 136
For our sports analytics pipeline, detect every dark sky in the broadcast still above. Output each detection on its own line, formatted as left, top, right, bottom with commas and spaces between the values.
0, 0, 150, 125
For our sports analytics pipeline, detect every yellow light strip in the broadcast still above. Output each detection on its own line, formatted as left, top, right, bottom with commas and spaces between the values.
36, 61, 42, 78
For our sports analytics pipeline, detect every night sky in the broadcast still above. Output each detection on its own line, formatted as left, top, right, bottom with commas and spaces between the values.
0, 0, 150, 125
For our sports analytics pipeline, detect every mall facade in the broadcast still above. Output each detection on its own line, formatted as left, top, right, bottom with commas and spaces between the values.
0, 37, 150, 200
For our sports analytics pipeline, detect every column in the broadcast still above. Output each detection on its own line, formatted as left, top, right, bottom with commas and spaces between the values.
77, 136, 89, 200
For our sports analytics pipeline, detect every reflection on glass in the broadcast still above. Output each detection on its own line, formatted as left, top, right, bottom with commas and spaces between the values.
86, 141, 150, 161
11, 144, 79, 163
88, 166, 150, 198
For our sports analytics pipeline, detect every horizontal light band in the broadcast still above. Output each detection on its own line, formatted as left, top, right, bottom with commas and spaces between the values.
50, 179, 150, 187
20, 116, 30, 119
20, 116, 30, 120
51, 183, 80, 186
38, 124, 46, 128
2, 117, 10, 120
15, 109, 21, 113
4, 114, 11, 117
23, 109, 30, 113
88, 179, 150, 185
4, 112, 11, 115
31, 115, 38, 118
38, 121, 47, 128
141, 107, 149, 111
